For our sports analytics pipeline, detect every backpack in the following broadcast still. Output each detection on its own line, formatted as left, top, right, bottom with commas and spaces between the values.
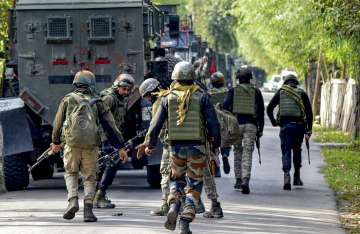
214, 103, 240, 147
64, 93, 100, 149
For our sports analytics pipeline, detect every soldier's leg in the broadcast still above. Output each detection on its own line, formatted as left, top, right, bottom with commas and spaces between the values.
202, 155, 223, 219
151, 145, 171, 216
181, 146, 206, 223
165, 146, 187, 231
292, 124, 305, 186
63, 145, 80, 219
280, 124, 294, 190
233, 125, 245, 189
221, 146, 231, 174
80, 147, 98, 222
240, 124, 257, 194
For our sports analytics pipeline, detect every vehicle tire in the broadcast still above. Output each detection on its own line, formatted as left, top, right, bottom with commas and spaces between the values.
146, 164, 161, 188
3, 153, 29, 191
30, 159, 54, 180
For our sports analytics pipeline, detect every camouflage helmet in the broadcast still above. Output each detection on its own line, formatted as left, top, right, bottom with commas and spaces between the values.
139, 78, 160, 97
73, 70, 96, 89
171, 61, 195, 81
210, 72, 225, 86
113, 74, 135, 89
282, 71, 299, 85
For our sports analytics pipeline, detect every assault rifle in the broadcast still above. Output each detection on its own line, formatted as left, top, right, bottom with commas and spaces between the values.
97, 129, 148, 168
28, 146, 55, 172
305, 134, 311, 165
256, 137, 261, 165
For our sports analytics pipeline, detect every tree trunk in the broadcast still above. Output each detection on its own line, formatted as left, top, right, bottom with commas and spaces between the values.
353, 82, 360, 139
312, 48, 322, 117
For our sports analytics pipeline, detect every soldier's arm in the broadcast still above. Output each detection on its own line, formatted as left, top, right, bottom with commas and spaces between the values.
256, 89, 265, 133
52, 98, 68, 144
301, 92, 313, 132
222, 88, 234, 112
147, 97, 168, 148
202, 94, 221, 148
266, 90, 280, 126
97, 102, 125, 149
102, 94, 115, 111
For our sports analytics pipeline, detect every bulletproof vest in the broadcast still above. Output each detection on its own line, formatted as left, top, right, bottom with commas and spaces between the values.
167, 90, 204, 141
233, 84, 256, 115
100, 88, 126, 129
64, 92, 100, 148
209, 87, 227, 105
279, 88, 303, 117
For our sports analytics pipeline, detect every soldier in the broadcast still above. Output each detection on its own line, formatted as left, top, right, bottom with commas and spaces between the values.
209, 71, 231, 174
51, 70, 128, 222
93, 74, 135, 209
137, 78, 171, 216
266, 72, 313, 190
223, 66, 265, 194
144, 61, 221, 234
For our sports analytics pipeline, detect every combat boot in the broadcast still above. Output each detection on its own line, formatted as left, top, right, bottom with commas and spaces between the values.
283, 172, 291, 190
84, 202, 97, 222
93, 190, 115, 209
151, 202, 169, 216
179, 218, 192, 234
63, 197, 79, 220
203, 199, 224, 218
164, 201, 180, 231
195, 199, 205, 214
293, 169, 303, 186
241, 177, 250, 194
234, 178, 242, 190
222, 156, 230, 174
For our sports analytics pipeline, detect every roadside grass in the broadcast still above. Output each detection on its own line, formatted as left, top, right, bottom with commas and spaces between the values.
315, 127, 360, 233
313, 125, 352, 143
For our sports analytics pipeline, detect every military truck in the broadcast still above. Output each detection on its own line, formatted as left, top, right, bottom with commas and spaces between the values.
0, 0, 164, 191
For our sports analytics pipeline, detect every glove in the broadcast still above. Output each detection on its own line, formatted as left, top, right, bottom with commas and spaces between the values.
135, 143, 146, 159
271, 121, 279, 127
118, 148, 128, 164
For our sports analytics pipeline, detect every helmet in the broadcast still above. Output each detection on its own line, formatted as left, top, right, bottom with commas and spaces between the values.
236, 65, 252, 81
210, 72, 225, 86
113, 74, 135, 89
139, 78, 160, 97
171, 61, 195, 81
73, 70, 96, 89
281, 70, 299, 85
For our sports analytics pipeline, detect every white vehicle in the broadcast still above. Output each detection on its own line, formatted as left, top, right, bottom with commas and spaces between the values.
263, 75, 282, 92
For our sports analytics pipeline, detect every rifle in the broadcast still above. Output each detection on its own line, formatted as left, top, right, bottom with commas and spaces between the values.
305, 135, 311, 165
28, 146, 55, 172
256, 137, 261, 165
98, 129, 148, 168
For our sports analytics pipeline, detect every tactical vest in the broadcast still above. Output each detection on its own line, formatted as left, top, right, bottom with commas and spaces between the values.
100, 88, 126, 129
209, 87, 227, 105
167, 90, 204, 141
279, 88, 303, 117
233, 84, 256, 115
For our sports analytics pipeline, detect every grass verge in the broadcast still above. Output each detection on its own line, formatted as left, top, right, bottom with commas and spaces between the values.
313, 125, 352, 143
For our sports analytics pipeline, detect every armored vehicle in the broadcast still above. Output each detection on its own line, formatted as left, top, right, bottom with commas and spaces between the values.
0, 0, 164, 191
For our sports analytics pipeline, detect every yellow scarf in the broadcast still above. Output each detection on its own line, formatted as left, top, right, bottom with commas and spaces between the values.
154, 82, 199, 126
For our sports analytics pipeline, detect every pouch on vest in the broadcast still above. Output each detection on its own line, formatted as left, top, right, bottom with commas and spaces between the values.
279, 88, 303, 118
233, 84, 256, 116
65, 93, 100, 149
214, 103, 240, 147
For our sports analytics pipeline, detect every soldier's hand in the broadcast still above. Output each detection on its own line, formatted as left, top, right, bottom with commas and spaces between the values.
118, 148, 128, 164
136, 143, 146, 159
145, 147, 154, 156
51, 144, 61, 154
271, 121, 278, 127
305, 131, 312, 140
257, 131, 263, 138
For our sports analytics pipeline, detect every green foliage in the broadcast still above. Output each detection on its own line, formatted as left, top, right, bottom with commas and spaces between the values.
0, 0, 12, 56
313, 126, 352, 143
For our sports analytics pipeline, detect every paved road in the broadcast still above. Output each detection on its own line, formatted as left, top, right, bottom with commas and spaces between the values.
0, 92, 345, 234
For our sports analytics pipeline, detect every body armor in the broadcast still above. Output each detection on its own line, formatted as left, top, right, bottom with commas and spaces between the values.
167, 91, 203, 141
279, 88, 303, 117
233, 84, 256, 116
209, 87, 227, 105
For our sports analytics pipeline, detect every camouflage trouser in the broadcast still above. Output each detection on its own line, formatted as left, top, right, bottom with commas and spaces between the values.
202, 150, 218, 200
233, 123, 257, 180
160, 145, 171, 204
63, 145, 98, 203
168, 145, 206, 222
